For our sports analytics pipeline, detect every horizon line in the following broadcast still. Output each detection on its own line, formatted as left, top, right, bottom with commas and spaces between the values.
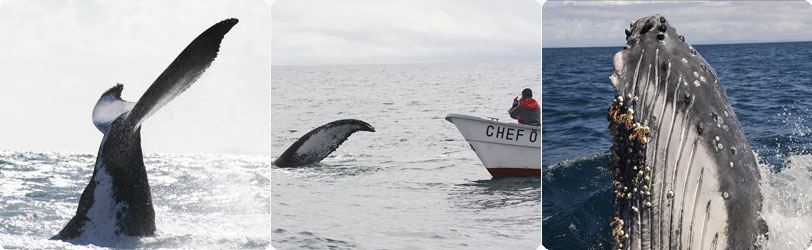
271, 59, 541, 67
542, 39, 812, 50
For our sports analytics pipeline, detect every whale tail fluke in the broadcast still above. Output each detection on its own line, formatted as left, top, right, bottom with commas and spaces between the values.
56, 18, 238, 243
123, 18, 238, 133
274, 119, 375, 168
91, 18, 238, 135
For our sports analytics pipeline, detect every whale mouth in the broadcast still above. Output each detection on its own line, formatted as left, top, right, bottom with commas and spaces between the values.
605, 15, 767, 250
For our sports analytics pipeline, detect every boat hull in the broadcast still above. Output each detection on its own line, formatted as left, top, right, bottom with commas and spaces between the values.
445, 113, 540, 177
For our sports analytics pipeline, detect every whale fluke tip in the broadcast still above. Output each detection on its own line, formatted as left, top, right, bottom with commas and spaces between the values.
213, 18, 239, 32
342, 119, 375, 133
222, 18, 239, 24
101, 83, 124, 99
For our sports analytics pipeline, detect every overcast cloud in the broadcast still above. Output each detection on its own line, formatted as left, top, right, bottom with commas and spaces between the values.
0, 1, 270, 154
543, 1, 812, 48
271, 0, 541, 65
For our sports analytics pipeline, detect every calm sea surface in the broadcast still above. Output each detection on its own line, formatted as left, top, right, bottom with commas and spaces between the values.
271, 62, 541, 250
0, 152, 270, 249
542, 42, 812, 250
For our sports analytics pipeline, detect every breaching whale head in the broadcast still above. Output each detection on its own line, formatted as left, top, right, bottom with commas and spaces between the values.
51, 18, 238, 243
606, 15, 768, 249
273, 119, 375, 168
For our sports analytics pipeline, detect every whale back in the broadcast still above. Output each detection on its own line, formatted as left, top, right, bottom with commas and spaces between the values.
606, 15, 767, 249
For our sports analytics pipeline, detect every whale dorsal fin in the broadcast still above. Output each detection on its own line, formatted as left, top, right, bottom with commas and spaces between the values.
92, 84, 135, 133
121, 18, 238, 134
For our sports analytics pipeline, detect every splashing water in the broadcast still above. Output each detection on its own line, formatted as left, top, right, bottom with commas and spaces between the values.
0, 151, 270, 249
759, 154, 812, 249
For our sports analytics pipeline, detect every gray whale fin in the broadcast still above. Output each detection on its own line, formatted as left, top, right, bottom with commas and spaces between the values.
606, 15, 767, 249
274, 119, 375, 168
52, 18, 238, 243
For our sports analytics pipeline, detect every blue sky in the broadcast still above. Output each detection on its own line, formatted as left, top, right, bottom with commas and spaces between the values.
271, 0, 542, 65
543, 1, 812, 48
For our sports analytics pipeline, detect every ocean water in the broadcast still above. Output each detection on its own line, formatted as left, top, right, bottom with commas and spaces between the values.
0, 151, 270, 249
271, 62, 541, 250
542, 42, 812, 250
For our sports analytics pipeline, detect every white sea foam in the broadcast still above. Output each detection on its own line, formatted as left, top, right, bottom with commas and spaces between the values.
759, 154, 812, 250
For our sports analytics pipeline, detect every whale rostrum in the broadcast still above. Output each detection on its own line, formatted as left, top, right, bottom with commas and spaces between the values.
52, 18, 238, 243
274, 119, 375, 168
606, 15, 768, 249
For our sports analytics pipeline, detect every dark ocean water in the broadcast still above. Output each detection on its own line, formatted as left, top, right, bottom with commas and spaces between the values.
542, 42, 812, 250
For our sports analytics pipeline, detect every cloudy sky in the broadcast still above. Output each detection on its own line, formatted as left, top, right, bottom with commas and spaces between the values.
271, 0, 542, 65
0, 1, 270, 154
543, 1, 812, 48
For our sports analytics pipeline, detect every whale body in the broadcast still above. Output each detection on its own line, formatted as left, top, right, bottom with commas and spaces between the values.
52, 18, 238, 242
606, 15, 768, 249
274, 119, 375, 168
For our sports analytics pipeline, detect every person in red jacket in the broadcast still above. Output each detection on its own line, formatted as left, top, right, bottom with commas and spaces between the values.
508, 88, 540, 126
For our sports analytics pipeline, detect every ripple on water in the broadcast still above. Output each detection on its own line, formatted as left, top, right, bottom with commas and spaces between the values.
0, 151, 269, 249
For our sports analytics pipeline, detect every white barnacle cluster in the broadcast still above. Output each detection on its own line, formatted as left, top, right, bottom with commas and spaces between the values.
607, 91, 656, 250
711, 110, 729, 134
691, 69, 708, 88
608, 93, 651, 146
712, 135, 724, 153
608, 92, 653, 188
609, 161, 655, 247
610, 217, 626, 249
719, 110, 730, 131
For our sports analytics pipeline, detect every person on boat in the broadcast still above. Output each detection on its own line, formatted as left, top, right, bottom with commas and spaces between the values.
508, 88, 540, 126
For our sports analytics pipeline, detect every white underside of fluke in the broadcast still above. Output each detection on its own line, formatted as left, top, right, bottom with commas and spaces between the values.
92, 93, 134, 133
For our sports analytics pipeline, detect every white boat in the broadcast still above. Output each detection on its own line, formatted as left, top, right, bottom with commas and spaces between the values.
445, 113, 541, 177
